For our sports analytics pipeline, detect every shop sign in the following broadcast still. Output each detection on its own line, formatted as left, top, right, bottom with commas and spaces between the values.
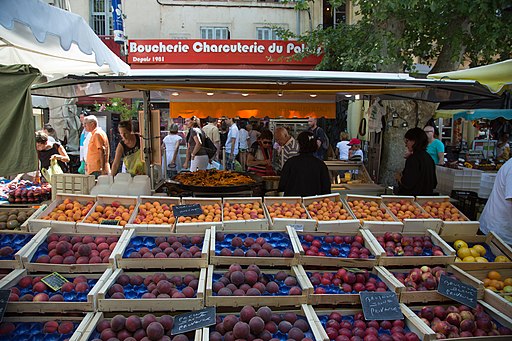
128, 39, 322, 65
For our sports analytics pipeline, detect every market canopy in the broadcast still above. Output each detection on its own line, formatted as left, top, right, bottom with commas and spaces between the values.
453, 109, 512, 121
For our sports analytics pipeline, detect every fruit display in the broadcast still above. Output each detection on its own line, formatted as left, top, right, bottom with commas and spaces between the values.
305, 197, 353, 221
176, 203, 222, 224
385, 200, 432, 221
88, 314, 195, 341
375, 232, 445, 257
83, 200, 135, 227
483, 270, 512, 302
30, 233, 118, 265
319, 311, 421, 341
300, 234, 374, 259
0, 320, 78, 339
223, 201, 266, 221
0, 208, 37, 230
347, 199, 395, 222
266, 201, 309, 220
416, 303, 512, 339
452, 239, 511, 263
122, 235, 204, 259
209, 305, 317, 341
174, 169, 256, 187
214, 231, 294, 258
1, 180, 51, 204
0, 233, 34, 262
420, 201, 467, 221
40, 198, 95, 222
132, 200, 176, 225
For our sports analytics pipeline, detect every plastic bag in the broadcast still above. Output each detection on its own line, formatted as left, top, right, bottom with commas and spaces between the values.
41, 158, 63, 182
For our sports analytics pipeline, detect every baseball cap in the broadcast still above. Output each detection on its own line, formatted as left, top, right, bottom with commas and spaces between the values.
348, 138, 361, 145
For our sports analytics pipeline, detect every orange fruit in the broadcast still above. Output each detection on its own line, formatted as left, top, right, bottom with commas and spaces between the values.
488, 271, 502, 281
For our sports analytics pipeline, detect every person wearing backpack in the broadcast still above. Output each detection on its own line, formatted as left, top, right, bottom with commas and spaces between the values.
307, 117, 329, 160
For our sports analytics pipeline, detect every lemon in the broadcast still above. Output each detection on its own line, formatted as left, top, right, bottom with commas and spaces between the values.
462, 256, 476, 262
495, 255, 511, 262
504, 286, 512, 293
469, 248, 480, 258
455, 257, 462, 262
475, 257, 488, 263
473, 244, 486, 256
457, 247, 471, 259
453, 240, 468, 251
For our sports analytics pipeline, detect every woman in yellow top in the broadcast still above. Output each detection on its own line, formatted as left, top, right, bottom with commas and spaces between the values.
111, 120, 146, 176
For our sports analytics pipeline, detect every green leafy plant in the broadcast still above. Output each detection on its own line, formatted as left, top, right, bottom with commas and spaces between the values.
93, 98, 138, 120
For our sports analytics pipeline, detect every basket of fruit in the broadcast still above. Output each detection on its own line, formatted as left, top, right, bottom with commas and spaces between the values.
210, 227, 297, 267
445, 233, 512, 270
263, 196, 317, 231
96, 268, 207, 312
112, 228, 209, 270
372, 230, 456, 266
303, 194, 361, 233
345, 194, 403, 233
381, 195, 443, 233
80, 311, 202, 341
380, 264, 484, 304
21, 227, 119, 273
126, 196, 180, 233
206, 263, 311, 308
174, 197, 223, 234
415, 196, 480, 236
0, 268, 112, 313
305, 267, 401, 305
203, 304, 329, 341
27, 194, 96, 232
221, 197, 270, 231
315, 305, 434, 341
291, 229, 382, 268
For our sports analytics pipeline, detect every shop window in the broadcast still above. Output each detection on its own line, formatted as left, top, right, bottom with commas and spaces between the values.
90, 0, 112, 36
200, 27, 230, 39
256, 27, 282, 40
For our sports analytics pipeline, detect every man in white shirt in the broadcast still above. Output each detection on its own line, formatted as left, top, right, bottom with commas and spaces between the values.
238, 124, 249, 170
202, 117, 221, 161
224, 117, 239, 170
479, 158, 512, 244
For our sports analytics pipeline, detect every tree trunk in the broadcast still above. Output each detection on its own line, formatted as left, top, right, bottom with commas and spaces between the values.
430, 17, 471, 73
377, 16, 405, 72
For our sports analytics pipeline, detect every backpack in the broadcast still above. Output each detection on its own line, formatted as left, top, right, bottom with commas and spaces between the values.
202, 133, 217, 160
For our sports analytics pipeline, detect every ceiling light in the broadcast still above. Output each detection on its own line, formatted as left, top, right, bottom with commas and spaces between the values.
277, 91, 283, 97
241, 93, 249, 97
309, 94, 317, 98
354, 95, 360, 100
206, 92, 214, 96
171, 92, 179, 96
344, 94, 352, 98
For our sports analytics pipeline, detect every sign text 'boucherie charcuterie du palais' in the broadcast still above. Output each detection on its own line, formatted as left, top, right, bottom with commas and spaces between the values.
128, 39, 322, 65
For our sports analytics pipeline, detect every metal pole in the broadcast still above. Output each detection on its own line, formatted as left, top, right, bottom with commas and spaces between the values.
143, 91, 152, 179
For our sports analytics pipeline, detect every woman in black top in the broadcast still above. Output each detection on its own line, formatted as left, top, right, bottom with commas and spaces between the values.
111, 120, 145, 176
278, 131, 331, 197
396, 127, 437, 195
35, 131, 70, 174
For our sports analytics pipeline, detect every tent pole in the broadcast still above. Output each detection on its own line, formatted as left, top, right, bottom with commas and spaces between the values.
143, 91, 152, 180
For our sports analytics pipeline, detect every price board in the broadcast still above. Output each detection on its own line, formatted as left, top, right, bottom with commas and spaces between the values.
437, 274, 478, 309
41, 272, 69, 291
171, 307, 216, 335
360, 291, 403, 321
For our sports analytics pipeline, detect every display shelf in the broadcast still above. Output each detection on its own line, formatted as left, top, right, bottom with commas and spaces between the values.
263, 196, 317, 231
126, 196, 180, 233
303, 193, 360, 233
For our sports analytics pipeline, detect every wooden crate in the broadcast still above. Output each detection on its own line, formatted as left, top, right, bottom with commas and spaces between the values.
96, 268, 206, 312
441, 232, 512, 270
209, 226, 298, 267
51, 173, 95, 200
305, 266, 402, 305
381, 195, 443, 233
459, 267, 512, 318
0, 312, 95, 341
345, 194, 403, 233
76, 195, 138, 235
21, 227, 120, 273
27, 194, 96, 233
314, 305, 436, 341
372, 229, 456, 266
175, 198, 223, 234
291, 228, 382, 268
263, 196, 317, 231
2, 205, 45, 232
201, 304, 329, 341
112, 228, 210, 269
221, 197, 270, 231
415, 196, 480, 236
0, 231, 38, 269
81, 311, 202, 341
303, 193, 361, 233
407, 300, 512, 340
0, 268, 113, 313
205, 264, 312, 308
379, 264, 484, 304
126, 196, 180, 233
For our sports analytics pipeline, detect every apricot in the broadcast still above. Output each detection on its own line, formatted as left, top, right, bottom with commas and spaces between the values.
348, 199, 394, 221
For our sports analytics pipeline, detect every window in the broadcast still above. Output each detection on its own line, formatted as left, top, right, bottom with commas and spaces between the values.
90, 0, 111, 36
256, 27, 281, 40
200, 27, 229, 39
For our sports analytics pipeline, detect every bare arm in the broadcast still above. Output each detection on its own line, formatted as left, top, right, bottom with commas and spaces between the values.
111, 143, 124, 175
230, 137, 236, 155
191, 135, 202, 158
99, 145, 108, 175
172, 140, 180, 164
51, 145, 70, 163
437, 152, 445, 165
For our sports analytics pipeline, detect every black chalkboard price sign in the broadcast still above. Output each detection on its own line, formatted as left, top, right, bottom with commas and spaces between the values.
0, 290, 10, 323
437, 274, 478, 308
171, 307, 216, 335
41, 272, 69, 291
172, 204, 203, 218
360, 291, 404, 321
100, 219, 120, 225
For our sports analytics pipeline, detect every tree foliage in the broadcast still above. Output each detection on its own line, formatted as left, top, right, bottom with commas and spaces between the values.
290, 0, 512, 73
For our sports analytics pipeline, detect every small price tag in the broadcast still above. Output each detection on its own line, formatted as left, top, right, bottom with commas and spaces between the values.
100, 219, 120, 225
172, 204, 203, 218
171, 307, 216, 335
0, 290, 10, 323
288, 224, 304, 231
437, 274, 478, 308
41, 272, 69, 291
360, 291, 403, 321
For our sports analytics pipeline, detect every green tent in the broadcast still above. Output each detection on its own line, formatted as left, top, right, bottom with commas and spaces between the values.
0, 64, 40, 176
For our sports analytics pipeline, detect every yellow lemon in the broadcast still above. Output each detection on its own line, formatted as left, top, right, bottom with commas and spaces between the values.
504, 278, 512, 286
455, 257, 462, 262
469, 248, 480, 258
453, 240, 468, 251
462, 256, 476, 262
475, 257, 488, 263
495, 255, 511, 262
457, 247, 472, 259
473, 244, 486, 256
504, 286, 512, 293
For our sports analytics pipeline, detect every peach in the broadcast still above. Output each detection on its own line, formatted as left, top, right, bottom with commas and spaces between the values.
33, 293, 49, 301
43, 320, 59, 333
